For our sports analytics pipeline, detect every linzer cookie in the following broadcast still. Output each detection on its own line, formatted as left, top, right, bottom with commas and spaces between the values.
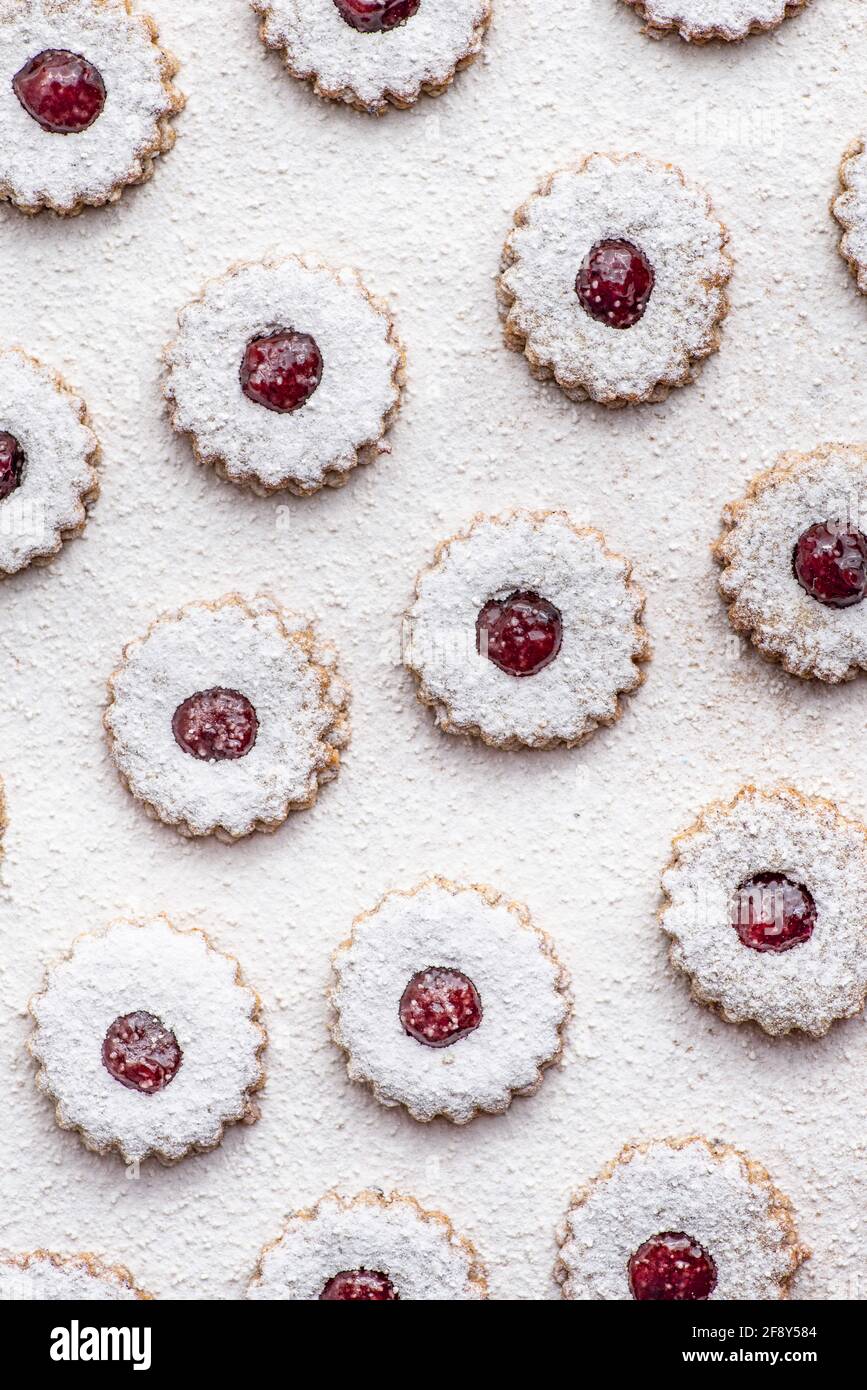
0, 347, 99, 576
251, 0, 492, 116
0, 1251, 151, 1299
0, 0, 183, 216
247, 1191, 487, 1300
620, 0, 809, 42
661, 786, 867, 1037
832, 139, 867, 295
104, 595, 350, 840
557, 1137, 807, 1300
330, 877, 570, 1123
498, 153, 732, 406
404, 509, 649, 749
29, 915, 266, 1164
164, 256, 404, 496
715, 444, 867, 682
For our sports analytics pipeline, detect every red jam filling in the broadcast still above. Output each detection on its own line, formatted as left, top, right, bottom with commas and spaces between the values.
320, 1270, 399, 1300
0, 432, 24, 501
628, 1232, 717, 1301
102, 1011, 182, 1094
240, 329, 323, 414
576, 239, 655, 329
332, 0, 421, 32
476, 590, 563, 677
172, 688, 259, 761
731, 872, 816, 953
399, 967, 483, 1048
12, 50, 106, 134
793, 520, 867, 608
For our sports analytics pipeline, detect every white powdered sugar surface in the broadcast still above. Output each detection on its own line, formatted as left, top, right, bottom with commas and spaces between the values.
716, 446, 867, 682
247, 1192, 485, 1299
624, 0, 805, 40
29, 916, 264, 1163
662, 787, 867, 1036
252, 0, 491, 114
0, 1252, 146, 1299
559, 1138, 800, 1300
0, 347, 97, 573
164, 256, 402, 493
0, 0, 176, 212
500, 154, 731, 404
105, 595, 349, 838
405, 510, 647, 748
331, 880, 569, 1123
833, 140, 867, 293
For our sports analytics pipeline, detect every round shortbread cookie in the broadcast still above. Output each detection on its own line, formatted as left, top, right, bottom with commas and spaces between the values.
330, 878, 570, 1123
247, 1191, 487, 1299
620, 0, 810, 43
0, 1251, 151, 1299
251, 0, 492, 116
0, 0, 183, 215
499, 153, 732, 406
404, 509, 649, 749
29, 915, 266, 1164
832, 138, 867, 296
661, 786, 867, 1037
557, 1137, 807, 1300
104, 594, 350, 840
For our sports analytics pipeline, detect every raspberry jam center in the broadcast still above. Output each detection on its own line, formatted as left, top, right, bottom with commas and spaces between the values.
332, 0, 421, 32
172, 688, 259, 761
399, 967, 483, 1048
0, 432, 24, 501
240, 329, 323, 414
793, 520, 867, 608
576, 239, 655, 330
628, 1232, 717, 1301
13, 49, 106, 134
476, 590, 563, 677
320, 1269, 399, 1300
731, 872, 816, 953
102, 1012, 182, 1094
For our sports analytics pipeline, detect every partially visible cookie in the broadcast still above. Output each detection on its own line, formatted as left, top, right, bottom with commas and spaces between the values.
330, 877, 570, 1123
832, 138, 867, 295
247, 1191, 487, 1299
251, 0, 492, 116
661, 785, 867, 1037
620, 0, 810, 43
0, 347, 99, 576
556, 1136, 808, 1300
0, 1250, 152, 1299
29, 914, 267, 1165
104, 594, 350, 840
499, 153, 732, 406
0, 0, 183, 216
164, 255, 404, 496
404, 509, 649, 749
715, 443, 867, 682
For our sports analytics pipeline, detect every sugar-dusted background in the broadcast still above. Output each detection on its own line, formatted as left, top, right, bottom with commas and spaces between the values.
0, 0, 865, 1300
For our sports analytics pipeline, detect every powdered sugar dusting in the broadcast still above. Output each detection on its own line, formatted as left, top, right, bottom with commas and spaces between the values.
164, 256, 402, 494
715, 445, 867, 682
623, 0, 807, 41
832, 139, 867, 294
661, 787, 867, 1036
558, 1138, 804, 1300
0, 1251, 148, 1299
499, 154, 731, 405
0, 347, 98, 574
29, 915, 265, 1164
405, 510, 648, 748
247, 1191, 486, 1299
331, 879, 570, 1124
252, 0, 491, 115
105, 595, 349, 839
0, 0, 180, 213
